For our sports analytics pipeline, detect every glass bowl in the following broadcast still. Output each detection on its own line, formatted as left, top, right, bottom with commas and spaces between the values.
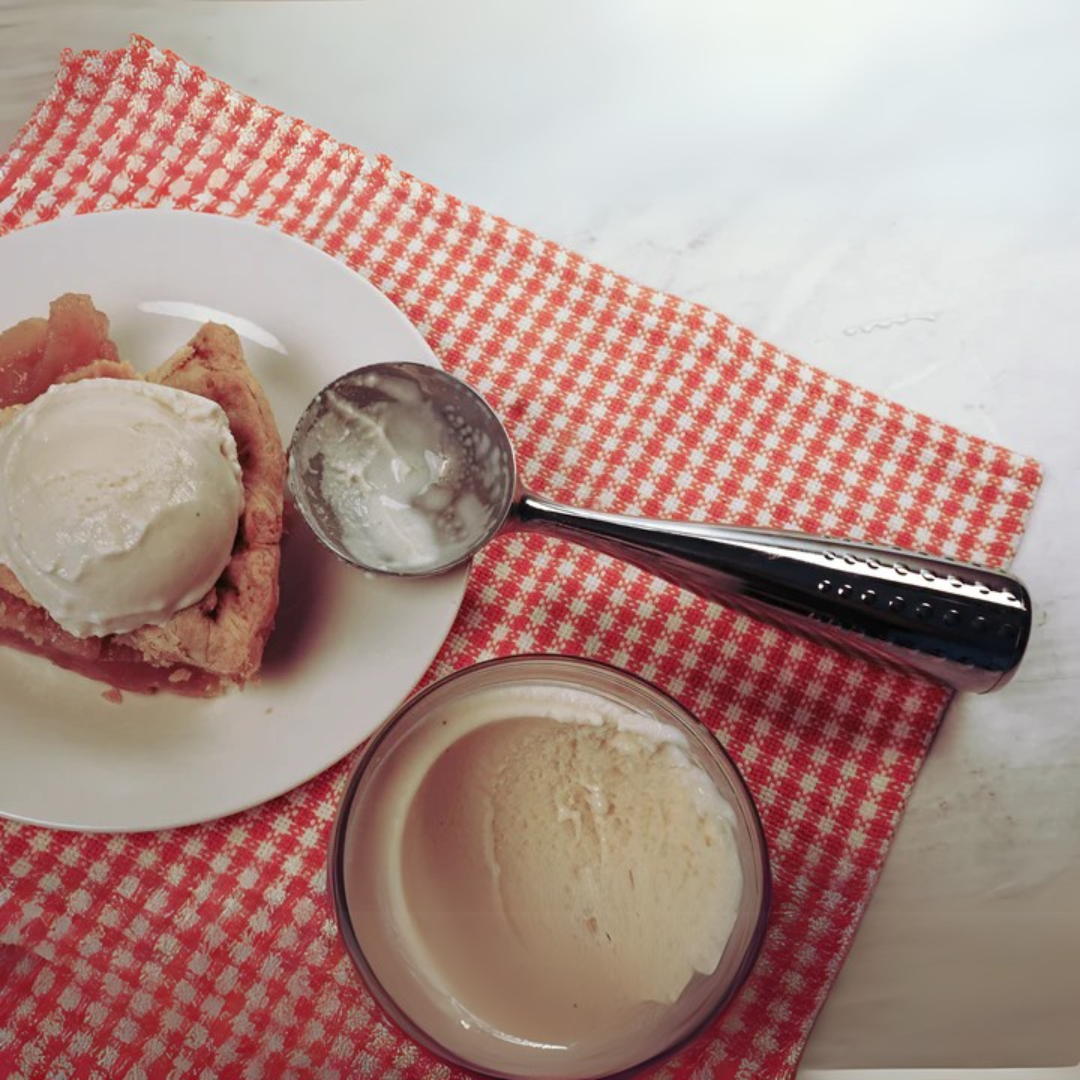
328, 655, 770, 1079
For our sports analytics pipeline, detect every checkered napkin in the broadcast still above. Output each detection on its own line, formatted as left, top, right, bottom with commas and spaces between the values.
0, 37, 1041, 1080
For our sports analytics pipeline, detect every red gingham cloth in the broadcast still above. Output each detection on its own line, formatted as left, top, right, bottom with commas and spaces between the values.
0, 37, 1042, 1080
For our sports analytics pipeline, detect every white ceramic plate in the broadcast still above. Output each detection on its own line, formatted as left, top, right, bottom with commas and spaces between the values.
0, 209, 467, 832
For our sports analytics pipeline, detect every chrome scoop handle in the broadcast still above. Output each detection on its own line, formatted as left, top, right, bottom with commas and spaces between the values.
514, 492, 1031, 694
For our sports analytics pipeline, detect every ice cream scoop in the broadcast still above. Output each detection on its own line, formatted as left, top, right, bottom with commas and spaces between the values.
288, 362, 1032, 694
0, 378, 244, 637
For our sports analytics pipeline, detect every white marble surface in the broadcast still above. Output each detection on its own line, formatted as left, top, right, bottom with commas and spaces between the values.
2, 0, 1078, 1073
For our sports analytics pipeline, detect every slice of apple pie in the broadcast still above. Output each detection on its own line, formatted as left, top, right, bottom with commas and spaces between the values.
0, 294, 285, 696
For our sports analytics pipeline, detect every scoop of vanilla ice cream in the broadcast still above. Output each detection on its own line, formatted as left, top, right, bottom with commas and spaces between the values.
0, 378, 244, 637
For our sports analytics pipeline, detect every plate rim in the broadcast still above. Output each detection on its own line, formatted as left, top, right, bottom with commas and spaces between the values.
0, 207, 470, 833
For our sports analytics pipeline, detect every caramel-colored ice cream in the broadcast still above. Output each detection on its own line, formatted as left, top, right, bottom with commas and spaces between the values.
346, 682, 744, 1077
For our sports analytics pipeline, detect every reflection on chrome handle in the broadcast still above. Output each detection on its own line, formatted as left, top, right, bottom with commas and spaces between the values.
514, 492, 1031, 694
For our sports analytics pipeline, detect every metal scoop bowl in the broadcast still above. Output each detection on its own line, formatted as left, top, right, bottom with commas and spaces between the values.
288, 362, 1031, 694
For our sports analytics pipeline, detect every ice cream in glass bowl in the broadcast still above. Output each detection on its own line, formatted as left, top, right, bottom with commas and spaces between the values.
328, 655, 770, 1079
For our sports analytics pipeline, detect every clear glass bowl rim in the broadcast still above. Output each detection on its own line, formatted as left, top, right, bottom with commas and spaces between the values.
327, 653, 772, 1080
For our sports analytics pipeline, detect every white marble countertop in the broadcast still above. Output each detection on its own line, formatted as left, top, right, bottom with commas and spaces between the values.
3, 1, 1078, 1073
